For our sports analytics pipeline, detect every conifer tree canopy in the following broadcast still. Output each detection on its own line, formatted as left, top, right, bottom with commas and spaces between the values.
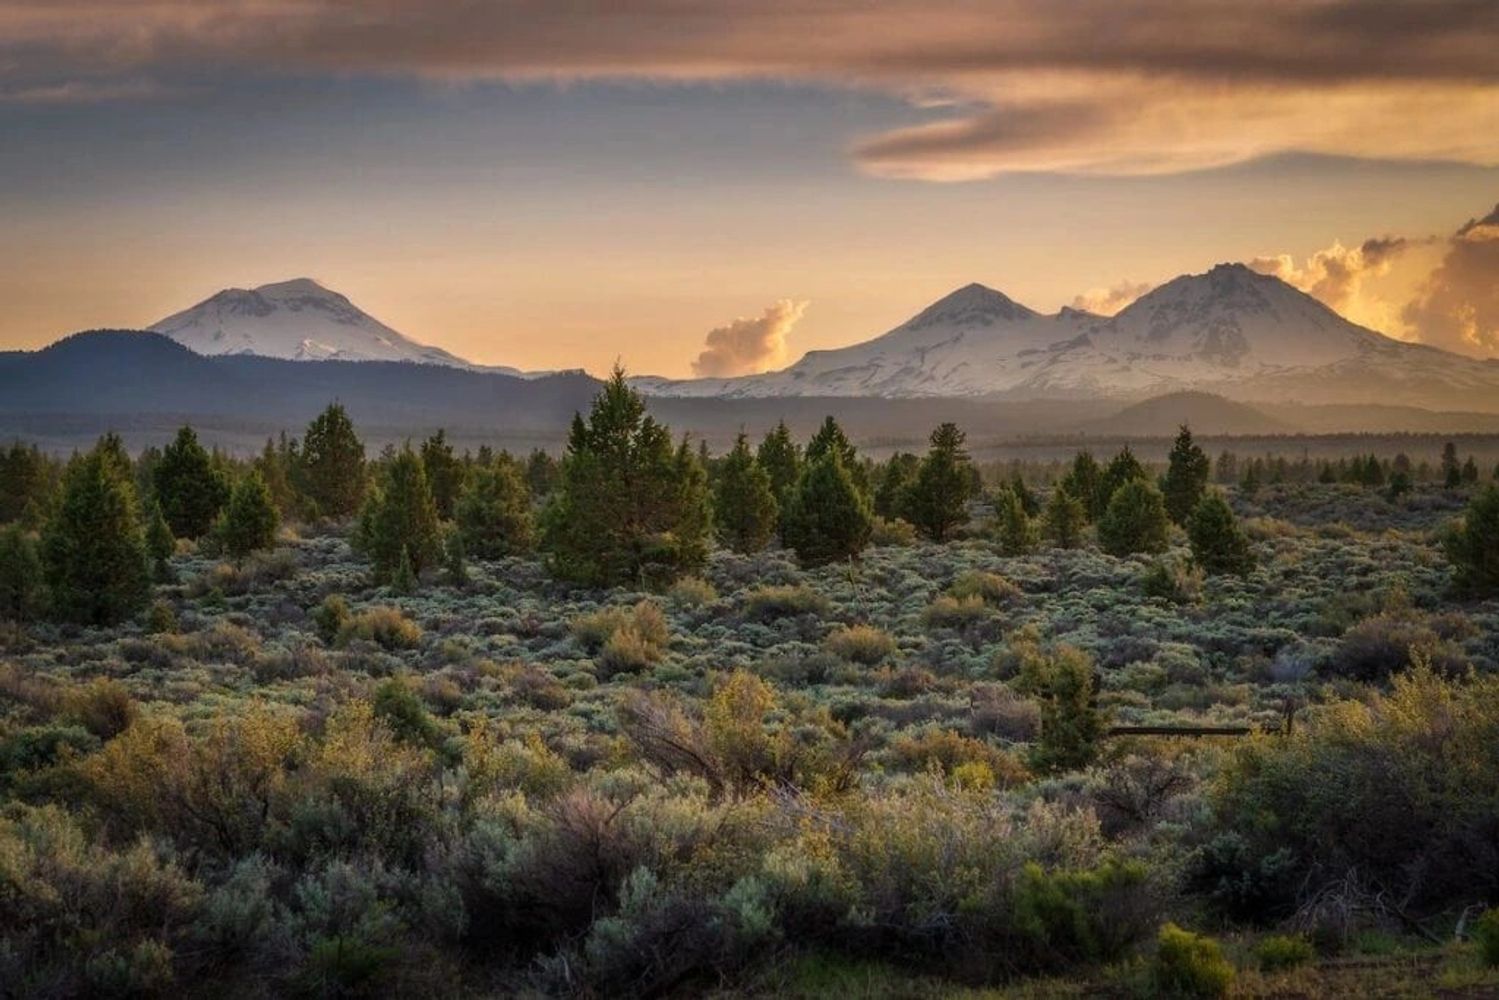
456, 458, 536, 559
299, 403, 367, 518
42, 442, 151, 625
541, 369, 711, 587
782, 450, 873, 567
1098, 478, 1171, 557
153, 425, 229, 539
355, 447, 441, 584
903, 423, 974, 542
1162, 425, 1211, 526
713, 433, 778, 555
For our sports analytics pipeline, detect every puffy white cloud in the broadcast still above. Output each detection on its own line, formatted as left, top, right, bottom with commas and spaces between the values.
691, 299, 807, 377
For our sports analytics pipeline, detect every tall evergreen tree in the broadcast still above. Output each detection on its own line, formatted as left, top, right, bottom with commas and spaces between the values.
1161, 425, 1211, 525
874, 452, 920, 519
0, 442, 54, 525
1008, 472, 1040, 518
992, 485, 1036, 555
0, 525, 46, 623
1060, 451, 1104, 521
1098, 446, 1150, 516
1463, 456, 1480, 485
218, 469, 280, 561
354, 446, 441, 584
525, 449, 560, 498
42, 442, 151, 625
540, 368, 711, 587
903, 422, 974, 542
806, 416, 868, 494
1444, 485, 1499, 597
421, 428, 465, 520
782, 451, 873, 567
1187, 493, 1254, 576
455, 458, 536, 559
299, 403, 366, 518
153, 425, 229, 539
756, 420, 803, 521
1097, 479, 1171, 557
255, 434, 298, 516
1442, 441, 1462, 488
144, 498, 175, 580
713, 433, 778, 554
1043, 484, 1086, 549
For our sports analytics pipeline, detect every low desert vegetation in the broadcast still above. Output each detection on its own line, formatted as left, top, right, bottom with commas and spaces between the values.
2, 395, 1499, 997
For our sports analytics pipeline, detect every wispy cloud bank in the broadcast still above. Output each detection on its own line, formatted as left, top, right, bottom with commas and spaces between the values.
691, 299, 807, 377
2, 1, 1497, 175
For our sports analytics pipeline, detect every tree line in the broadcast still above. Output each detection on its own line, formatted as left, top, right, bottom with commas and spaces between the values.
4, 372, 1498, 626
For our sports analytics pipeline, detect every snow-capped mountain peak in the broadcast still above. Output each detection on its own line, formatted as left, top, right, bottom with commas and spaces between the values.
149, 278, 513, 372
633, 265, 1499, 409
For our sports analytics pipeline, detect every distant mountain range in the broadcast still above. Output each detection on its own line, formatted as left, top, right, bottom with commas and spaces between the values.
634, 264, 1499, 412
0, 330, 599, 450
7, 267, 1499, 452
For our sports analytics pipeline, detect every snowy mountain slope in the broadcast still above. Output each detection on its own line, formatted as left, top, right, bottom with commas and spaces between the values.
149, 278, 525, 375
633, 264, 1499, 411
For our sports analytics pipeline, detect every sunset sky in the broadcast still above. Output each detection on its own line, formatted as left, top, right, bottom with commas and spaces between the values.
2, 1, 1497, 376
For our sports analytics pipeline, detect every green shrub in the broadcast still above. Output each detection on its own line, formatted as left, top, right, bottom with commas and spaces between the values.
1443, 484, 1499, 596
921, 593, 990, 630
823, 624, 896, 665
1154, 922, 1234, 998
991, 485, 1035, 555
372, 677, 443, 751
146, 599, 177, 635
313, 594, 351, 644
1098, 479, 1171, 557
869, 516, 917, 547
667, 575, 717, 608
1475, 907, 1499, 967
743, 584, 829, 621
947, 570, 1020, 605
1188, 493, 1254, 576
1016, 643, 1103, 773
337, 606, 422, 650
1255, 933, 1314, 971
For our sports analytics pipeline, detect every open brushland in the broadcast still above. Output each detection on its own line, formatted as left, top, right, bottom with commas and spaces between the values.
4, 378, 1499, 998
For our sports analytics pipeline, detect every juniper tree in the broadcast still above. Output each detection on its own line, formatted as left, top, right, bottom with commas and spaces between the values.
540, 368, 711, 587
153, 425, 229, 539
525, 449, 560, 498
455, 458, 536, 559
144, 498, 175, 580
782, 450, 873, 567
354, 446, 441, 585
0, 442, 54, 526
806, 416, 868, 495
421, 428, 465, 520
299, 403, 366, 518
1009, 472, 1040, 518
713, 433, 778, 554
756, 420, 803, 526
1187, 492, 1254, 576
1098, 446, 1150, 516
992, 485, 1036, 555
1162, 425, 1211, 525
1444, 485, 1499, 597
218, 469, 280, 561
1043, 484, 1087, 549
1098, 479, 1171, 557
1442, 441, 1462, 488
0, 525, 46, 623
1060, 451, 1104, 521
903, 422, 974, 542
874, 452, 920, 519
42, 442, 151, 625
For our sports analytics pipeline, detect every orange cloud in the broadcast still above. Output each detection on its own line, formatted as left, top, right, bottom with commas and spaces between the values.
1248, 236, 1414, 333
691, 299, 807, 377
1071, 280, 1153, 316
2, 1, 1498, 176
1402, 205, 1499, 357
